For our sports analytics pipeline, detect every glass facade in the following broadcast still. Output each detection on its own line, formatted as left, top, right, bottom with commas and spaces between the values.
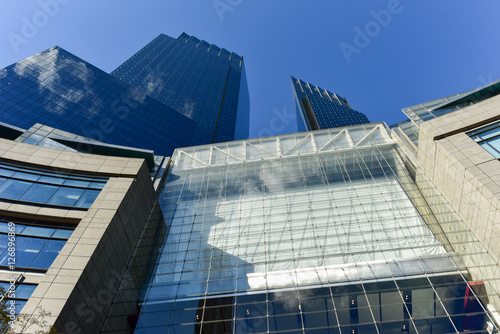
398, 79, 500, 147
0, 161, 107, 208
291, 76, 369, 131
0, 33, 249, 155
0, 218, 73, 270
111, 32, 250, 143
0, 282, 37, 315
468, 121, 500, 159
0, 216, 75, 314
134, 125, 498, 333
0, 46, 196, 156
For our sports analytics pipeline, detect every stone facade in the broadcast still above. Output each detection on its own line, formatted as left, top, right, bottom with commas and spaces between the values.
417, 94, 500, 310
0, 138, 157, 333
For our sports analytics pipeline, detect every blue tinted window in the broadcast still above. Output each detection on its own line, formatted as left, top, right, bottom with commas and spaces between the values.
11, 236, 47, 268
0, 218, 74, 270
13, 300, 26, 315
89, 181, 106, 189
0, 162, 107, 208
0, 179, 31, 200
63, 179, 90, 188
19, 225, 55, 238
12, 171, 40, 181
75, 189, 100, 208
38, 175, 65, 185
47, 187, 85, 207
16, 285, 37, 299
468, 122, 500, 159
0, 46, 199, 157
0, 169, 14, 177
0, 234, 7, 258
52, 229, 73, 239
19, 183, 58, 204
0, 283, 37, 300
31, 240, 65, 269
480, 138, 500, 158
0, 222, 9, 233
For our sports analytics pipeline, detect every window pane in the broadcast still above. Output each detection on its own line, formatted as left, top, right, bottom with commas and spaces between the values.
475, 126, 500, 141
47, 187, 85, 206
0, 234, 7, 258
63, 179, 91, 188
0, 168, 14, 177
0, 221, 9, 233
52, 229, 74, 239
12, 284, 37, 299
0, 179, 32, 200
11, 236, 47, 268
74, 189, 100, 208
19, 225, 56, 238
89, 181, 106, 189
31, 240, 65, 269
481, 138, 500, 158
19, 183, 58, 204
38, 175, 65, 185
12, 171, 40, 181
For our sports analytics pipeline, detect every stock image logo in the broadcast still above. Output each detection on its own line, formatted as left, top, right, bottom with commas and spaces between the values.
339, 0, 404, 64
7, 0, 71, 53
213, 0, 244, 21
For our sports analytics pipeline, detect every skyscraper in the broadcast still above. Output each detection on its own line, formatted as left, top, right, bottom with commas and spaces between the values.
2, 32, 500, 334
291, 76, 369, 132
0, 32, 249, 333
0, 33, 250, 156
111, 32, 250, 143
0, 46, 195, 157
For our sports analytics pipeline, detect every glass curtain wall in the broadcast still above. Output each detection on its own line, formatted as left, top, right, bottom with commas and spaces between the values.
135, 125, 498, 333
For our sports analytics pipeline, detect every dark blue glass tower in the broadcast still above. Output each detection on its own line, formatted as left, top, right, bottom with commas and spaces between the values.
0, 33, 250, 156
0, 46, 196, 156
112, 32, 250, 143
291, 76, 369, 132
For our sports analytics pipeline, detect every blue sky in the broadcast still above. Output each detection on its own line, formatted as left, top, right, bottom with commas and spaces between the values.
1, 1, 499, 138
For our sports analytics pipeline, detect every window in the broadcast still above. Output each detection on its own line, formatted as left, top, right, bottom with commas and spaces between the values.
468, 121, 500, 159
0, 161, 107, 208
0, 218, 74, 271
0, 282, 37, 315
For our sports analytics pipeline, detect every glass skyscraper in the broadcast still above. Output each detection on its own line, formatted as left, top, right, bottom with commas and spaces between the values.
0, 46, 196, 157
0, 33, 250, 157
292, 76, 369, 132
111, 32, 250, 143
1, 32, 500, 334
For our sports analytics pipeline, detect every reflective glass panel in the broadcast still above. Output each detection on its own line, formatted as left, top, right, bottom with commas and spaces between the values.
47, 187, 85, 207
0, 179, 31, 200
19, 183, 58, 204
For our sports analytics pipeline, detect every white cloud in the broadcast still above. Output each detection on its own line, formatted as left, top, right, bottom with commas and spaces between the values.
14, 47, 95, 114
182, 100, 195, 119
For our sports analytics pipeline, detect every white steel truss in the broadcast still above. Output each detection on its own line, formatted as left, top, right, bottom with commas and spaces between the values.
174, 123, 394, 170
